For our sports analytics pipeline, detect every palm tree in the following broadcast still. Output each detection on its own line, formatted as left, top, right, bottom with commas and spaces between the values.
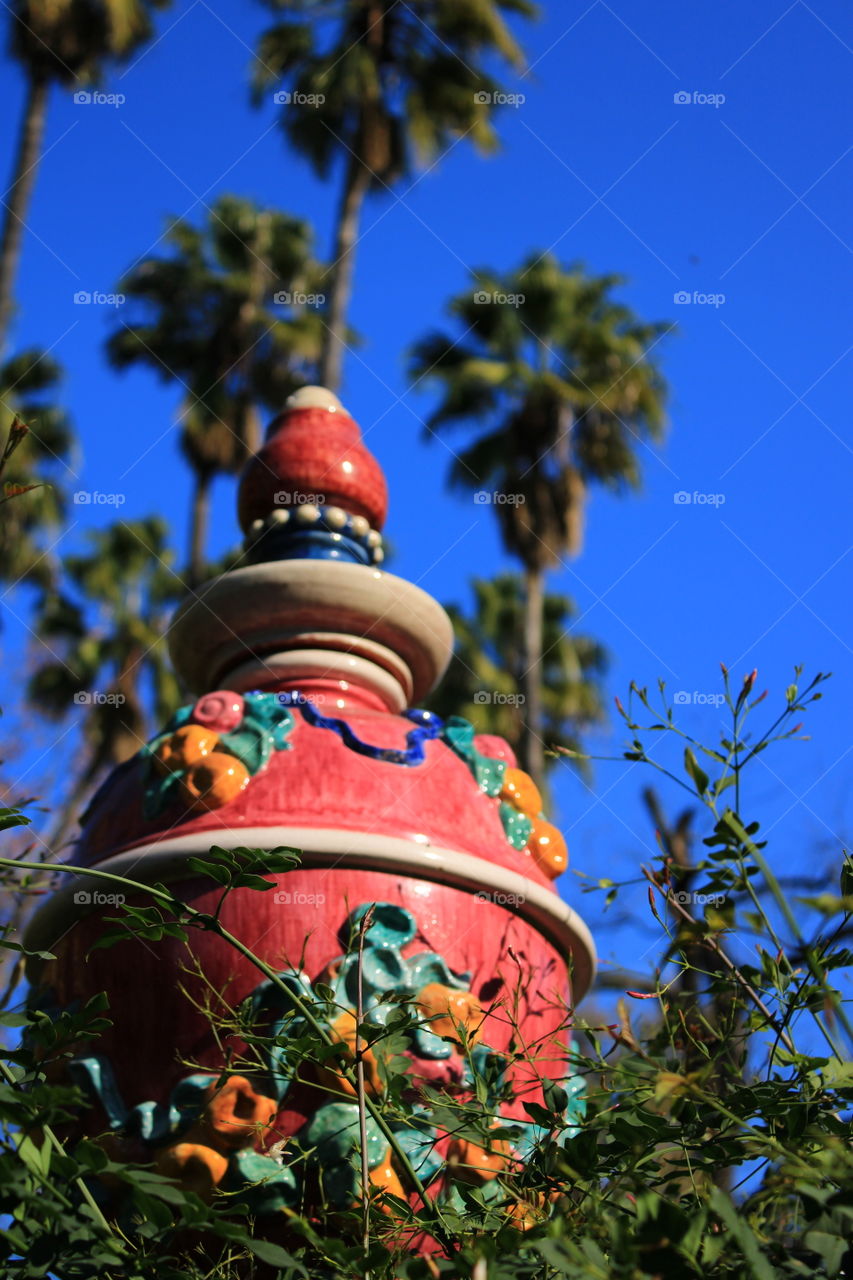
28, 516, 181, 849
0, 347, 73, 593
411, 253, 671, 787
253, 0, 536, 391
427, 574, 607, 789
107, 195, 328, 584
0, 0, 170, 349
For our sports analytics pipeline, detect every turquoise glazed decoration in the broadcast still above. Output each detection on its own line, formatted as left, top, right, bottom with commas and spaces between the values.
69, 1057, 298, 1212
139, 691, 295, 818
60, 902, 585, 1216
441, 716, 507, 796
135, 693, 538, 863
498, 800, 534, 851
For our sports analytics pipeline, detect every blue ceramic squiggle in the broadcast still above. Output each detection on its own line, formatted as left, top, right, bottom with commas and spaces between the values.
278, 692, 444, 765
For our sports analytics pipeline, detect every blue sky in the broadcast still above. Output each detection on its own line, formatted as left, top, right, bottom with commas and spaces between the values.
1, 0, 851, 996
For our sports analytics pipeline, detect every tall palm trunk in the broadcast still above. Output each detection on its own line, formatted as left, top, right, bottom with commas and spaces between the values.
188, 467, 212, 589
520, 563, 545, 788
0, 71, 49, 351
319, 152, 371, 392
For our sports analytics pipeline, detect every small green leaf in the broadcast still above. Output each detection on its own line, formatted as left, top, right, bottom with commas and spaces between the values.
684, 746, 709, 796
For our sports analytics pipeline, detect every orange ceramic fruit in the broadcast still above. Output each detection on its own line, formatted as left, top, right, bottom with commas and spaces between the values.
154, 724, 220, 775
500, 767, 543, 817
192, 1075, 277, 1151
155, 1142, 228, 1199
525, 817, 568, 879
309, 1010, 383, 1098
416, 983, 483, 1046
447, 1133, 510, 1183
368, 1147, 407, 1210
506, 1195, 547, 1228
181, 752, 250, 810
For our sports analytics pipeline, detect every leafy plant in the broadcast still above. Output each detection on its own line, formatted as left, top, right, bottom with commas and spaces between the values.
0, 669, 850, 1278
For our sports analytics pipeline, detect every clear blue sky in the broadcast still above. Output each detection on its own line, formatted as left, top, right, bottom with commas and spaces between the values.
1, 0, 851, 994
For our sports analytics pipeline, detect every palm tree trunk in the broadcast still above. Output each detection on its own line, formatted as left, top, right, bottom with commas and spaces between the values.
521, 564, 545, 788
0, 71, 50, 351
189, 468, 212, 588
319, 153, 371, 392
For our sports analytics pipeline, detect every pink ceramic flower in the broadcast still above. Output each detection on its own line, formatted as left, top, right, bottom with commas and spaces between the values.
191, 690, 245, 733
473, 734, 517, 768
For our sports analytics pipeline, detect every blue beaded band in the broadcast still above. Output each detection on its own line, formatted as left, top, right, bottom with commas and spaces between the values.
244, 504, 384, 567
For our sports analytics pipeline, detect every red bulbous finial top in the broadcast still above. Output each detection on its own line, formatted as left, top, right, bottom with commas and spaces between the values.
237, 386, 388, 534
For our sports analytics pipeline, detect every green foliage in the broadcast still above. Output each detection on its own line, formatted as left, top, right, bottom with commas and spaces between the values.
107, 194, 328, 480
0, 670, 850, 1277
10, 0, 171, 86
0, 353, 73, 591
410, 253, 672, 563
427, 573, 607, 777
27, 518, 182, 781
253, 0, 536, 184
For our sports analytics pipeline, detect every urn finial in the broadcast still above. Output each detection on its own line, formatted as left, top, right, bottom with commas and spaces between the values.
237, 385, 388, 567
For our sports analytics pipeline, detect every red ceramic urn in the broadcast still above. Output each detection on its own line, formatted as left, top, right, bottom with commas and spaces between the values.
26, 387, 595, 1227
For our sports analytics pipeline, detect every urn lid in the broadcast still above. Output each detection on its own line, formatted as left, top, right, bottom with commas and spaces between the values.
237, 386, 388, 568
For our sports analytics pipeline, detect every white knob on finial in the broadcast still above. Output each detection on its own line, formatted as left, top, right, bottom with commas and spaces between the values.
285, 386, 346, 413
